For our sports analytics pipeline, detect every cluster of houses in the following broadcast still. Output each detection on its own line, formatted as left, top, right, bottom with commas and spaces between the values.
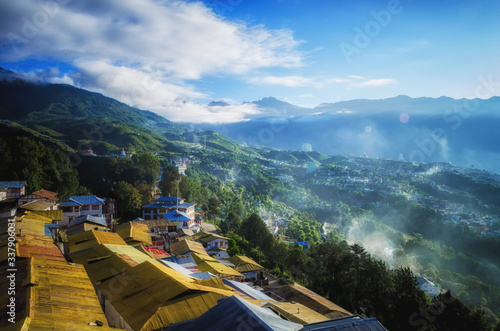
0, 180, 387, 330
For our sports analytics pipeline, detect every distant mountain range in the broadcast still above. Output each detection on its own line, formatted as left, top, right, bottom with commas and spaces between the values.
2, 66, 499, 173
195, 96, 500, 173
0, 68, 257, 156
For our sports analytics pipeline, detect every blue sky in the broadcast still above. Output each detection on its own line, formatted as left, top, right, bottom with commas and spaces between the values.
1, 0, 500, 123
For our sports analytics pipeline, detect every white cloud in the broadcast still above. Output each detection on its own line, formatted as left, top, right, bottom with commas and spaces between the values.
327, 75, 397, 88
247, 75, 314, 87
0, 0, 304, 123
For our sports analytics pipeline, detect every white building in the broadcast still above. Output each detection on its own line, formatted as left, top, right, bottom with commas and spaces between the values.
59, 195, 113, 227
416, 276, 441, 297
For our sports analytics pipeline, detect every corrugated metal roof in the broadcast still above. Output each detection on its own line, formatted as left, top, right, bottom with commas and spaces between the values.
224, 279, 275, 302
44, 223, 60, 237
230, 255, 265, 272
137, 246, 170, 259
301, 315, 387, 331
0, 257, 118, 330
0, 212, 53, 238
31, 209, 63, 221
164, 209, 191, 221
170, 239, 209, 256
271, 283, 352, 318
191, 252, 218, 264
192, 231, 228, 243
31, 189, 58, 200
68, 215, 107, 228
167, 295, 303, 331
196, 261, 244, 278
19, 200, 55, 211
163, 254, 197, 268
70, 195, 105, 205
155, 196, 184, 203
264, 301, 330, 325
1, 234, 66, 262
97, 260, 235, 331
59, 198, 83, 207
0, 181, 26, 188
116, 222, 152, 245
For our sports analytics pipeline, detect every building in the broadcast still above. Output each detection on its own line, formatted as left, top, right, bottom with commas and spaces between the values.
0, 181, 26, 198
416, 276, 441, 297
192, 231, 228, 251
164, 209, 194, 229
169, 239, 209, 256
116, 221, 152, 246
229, 255, 265, 281
142, 196, 195, 221
0, 186, 7, 201
269, 283, 352, 319
66, 215, 108, 236
59, 195, 113, 227
17, 189, 58, 208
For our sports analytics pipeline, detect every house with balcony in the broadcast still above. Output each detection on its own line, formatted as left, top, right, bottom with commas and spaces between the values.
142, 196, 195, 221
59, 195, 113, 227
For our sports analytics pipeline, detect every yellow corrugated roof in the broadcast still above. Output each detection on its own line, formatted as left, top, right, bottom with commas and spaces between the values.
230, 255, 264, 272
192, 231, 228, 243
31, 209, 63, 221
116, 222, 152, 246
0, 257, 120, 331
196, 261, 244, 278
97, 260, 234, 331
191, 251, 218, 264
69, 242, 156, 284
0, 213, 52, 237
271, 283, 352, 318
264, 301, 331, 325
142, 292, 221, 331
68, 230, 127, 254
170, 239, 208, 256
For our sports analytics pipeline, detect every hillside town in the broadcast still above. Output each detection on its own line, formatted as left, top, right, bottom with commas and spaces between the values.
0, 180, 387, 330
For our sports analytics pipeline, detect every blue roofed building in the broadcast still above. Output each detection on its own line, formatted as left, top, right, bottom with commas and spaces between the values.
142, 196, 196, 223
0, 181, 27, 198
59, 195, 114, 227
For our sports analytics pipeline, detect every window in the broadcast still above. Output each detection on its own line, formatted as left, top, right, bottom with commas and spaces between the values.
82, 205, 90, 211
92, 205, 100, 210
74, 207, 80, 212
62, 207, 72, 213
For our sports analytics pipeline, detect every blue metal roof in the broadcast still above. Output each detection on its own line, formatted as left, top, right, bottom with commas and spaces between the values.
302, 316, 387, 331
68, 215, 107, 228
59, 198, 83, 207
69, 195, 105, 205
162, 254, 197, 266
44, 223, 60, 237
167, 296, 302, 331
164, 210, 191, 222
155, 196, 184, 203
0, 181, 26, 189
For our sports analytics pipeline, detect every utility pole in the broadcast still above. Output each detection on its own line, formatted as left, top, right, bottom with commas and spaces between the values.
174, 179, 181, 210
